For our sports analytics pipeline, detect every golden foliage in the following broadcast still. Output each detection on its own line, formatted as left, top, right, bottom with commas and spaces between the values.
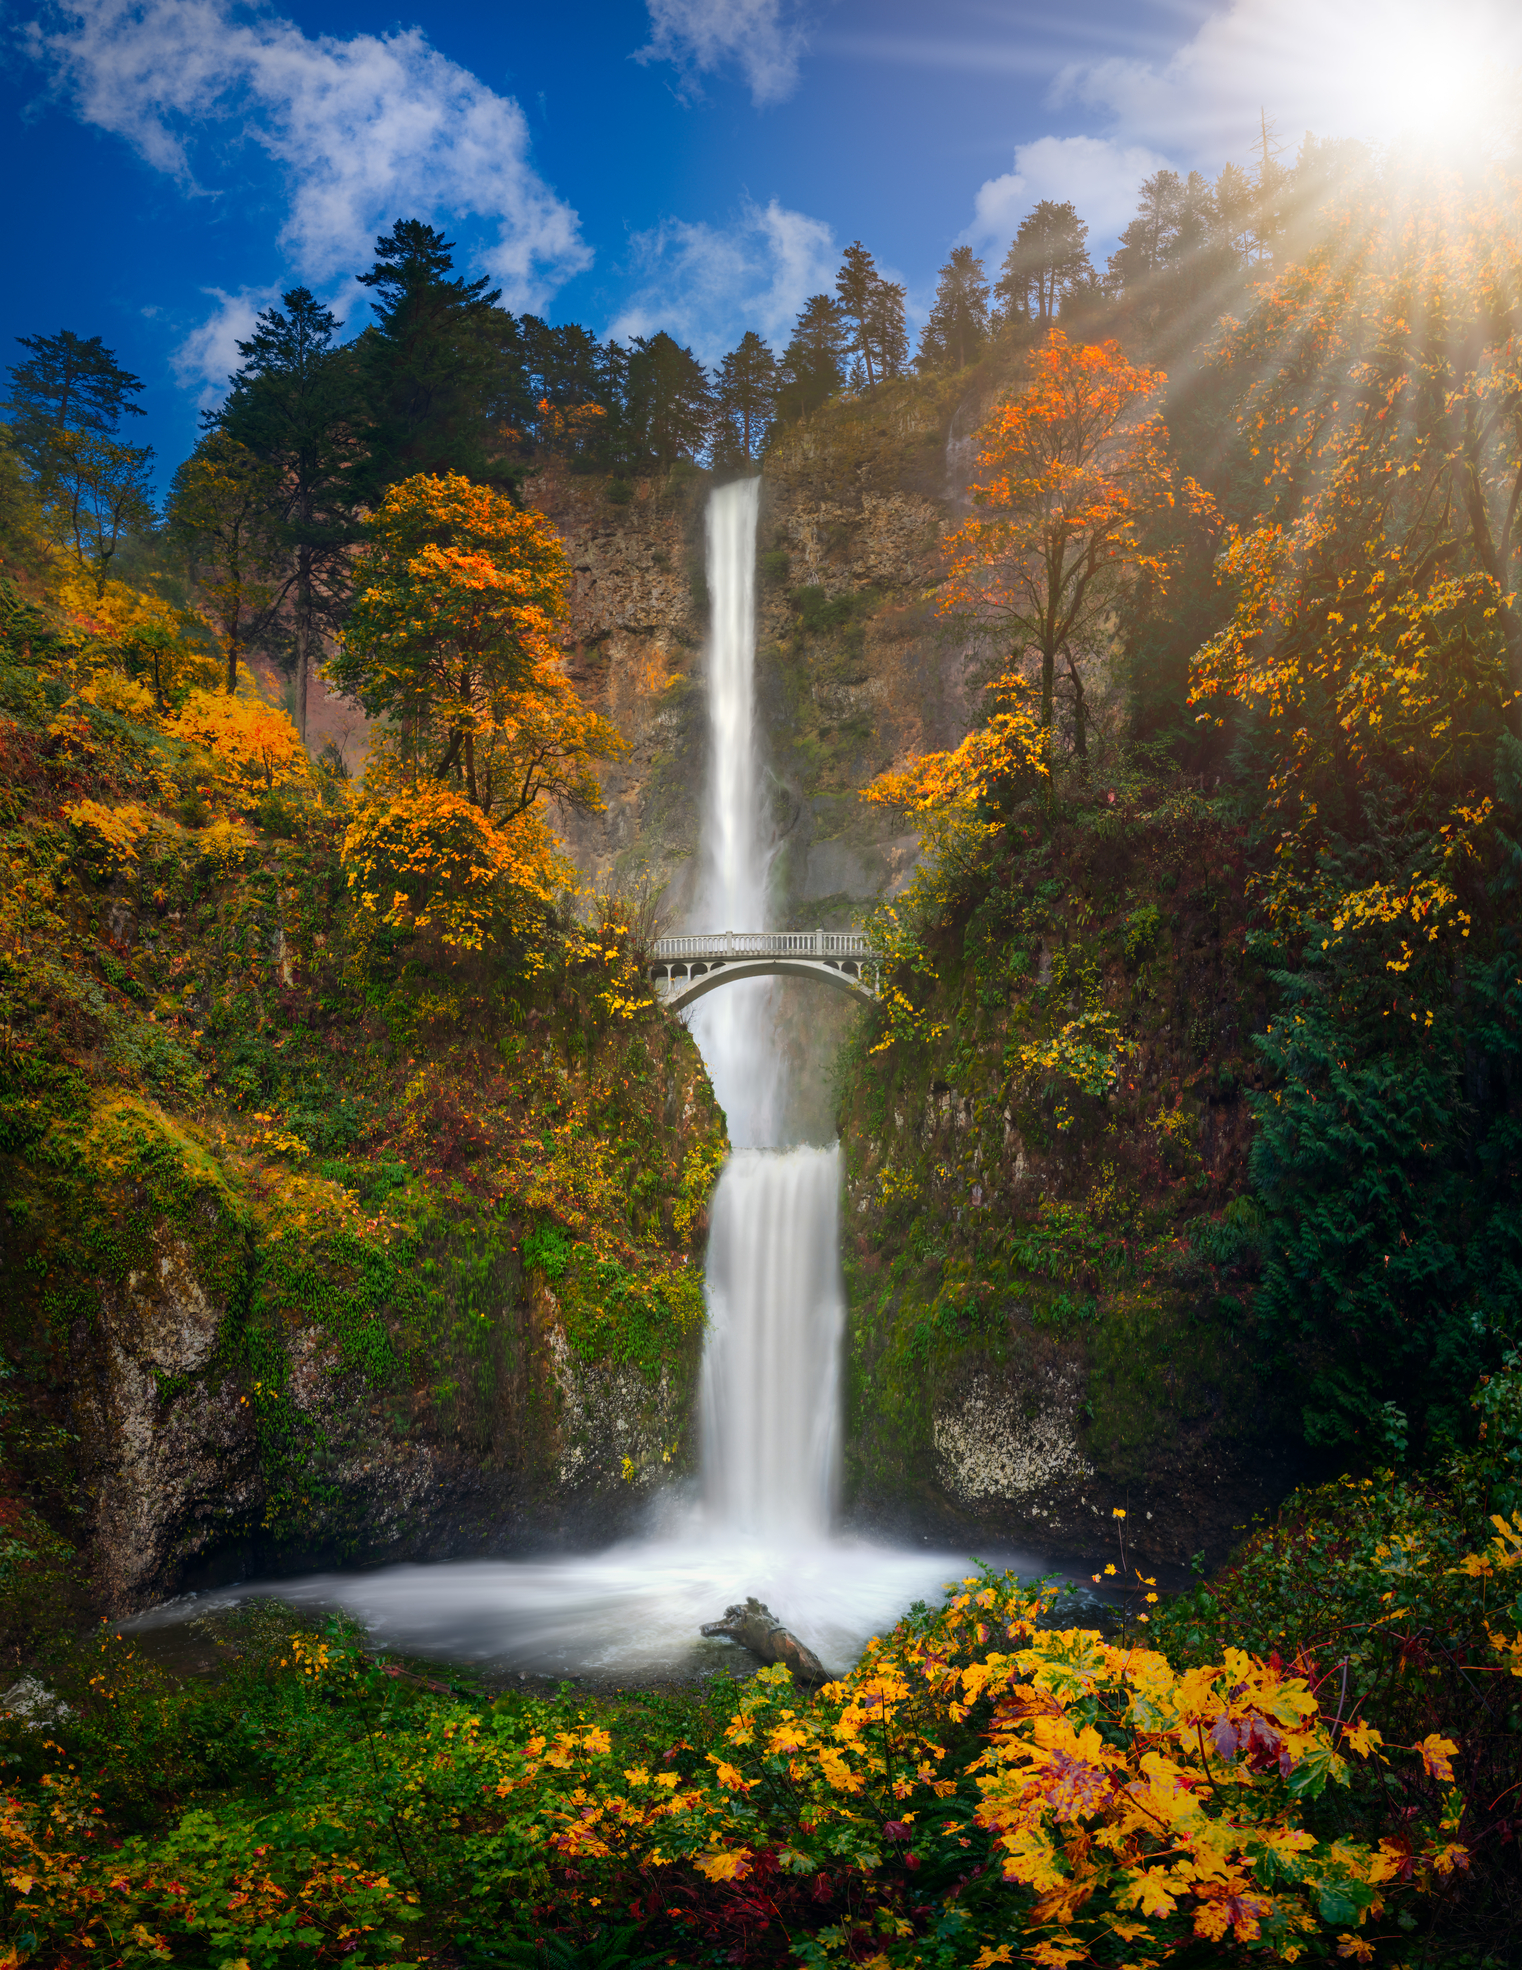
1190, 175, 1522, 930
166, 686, 310, 794
341, 781, 571, 954
334, 473, 625, 960
941, 330, 1209, 756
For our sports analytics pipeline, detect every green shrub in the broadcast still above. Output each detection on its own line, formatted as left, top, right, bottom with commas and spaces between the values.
521, 1220, 570, 1280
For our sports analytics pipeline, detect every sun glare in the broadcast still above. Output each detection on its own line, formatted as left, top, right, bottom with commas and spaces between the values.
1334, 5, 1517, 163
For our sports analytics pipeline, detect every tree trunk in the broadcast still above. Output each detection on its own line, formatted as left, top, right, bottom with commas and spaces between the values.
1064, 648, 1088, 763
295, 549, 312, 746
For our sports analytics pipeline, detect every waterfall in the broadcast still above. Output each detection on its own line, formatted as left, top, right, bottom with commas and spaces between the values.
700, 1145, 843, 1538
688, 479, 844, 1538
686, 478, 778, 1149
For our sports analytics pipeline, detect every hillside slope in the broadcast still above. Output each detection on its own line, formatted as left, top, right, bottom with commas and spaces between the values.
0, 573, 725, 1621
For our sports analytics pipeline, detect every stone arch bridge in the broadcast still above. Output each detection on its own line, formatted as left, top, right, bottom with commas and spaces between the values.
649, 930, 879, 1010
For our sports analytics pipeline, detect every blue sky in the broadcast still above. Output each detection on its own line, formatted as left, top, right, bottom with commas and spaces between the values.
4, 0, 1516, 483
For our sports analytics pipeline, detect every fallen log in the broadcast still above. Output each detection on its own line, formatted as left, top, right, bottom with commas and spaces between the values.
700, 1597, 829, 1686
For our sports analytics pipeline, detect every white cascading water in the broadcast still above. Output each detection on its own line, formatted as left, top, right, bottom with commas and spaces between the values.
127, 478, 1043, 1684
685, 478, 778, 1148
701, 1146, 843, 1538
690, 477, 843, 1540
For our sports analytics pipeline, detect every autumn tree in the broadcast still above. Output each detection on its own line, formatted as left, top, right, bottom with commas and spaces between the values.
711, 331, 778, 464
1193, 176, 1522, 836
167, 433, 279, 693
168, 684, 311, 795
213, 287, 362, 738
996, 204, 1095, 331
775, 294, 849, 423
941, 331, 1195, 766
332, 473, 624, 951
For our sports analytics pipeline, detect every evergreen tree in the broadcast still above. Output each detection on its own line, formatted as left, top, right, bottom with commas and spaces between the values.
516, 317, 621, 464
166, 433, 278, 694
996, 203, 1094, 330
4, 331, 145, 494
711, 332, 778, 464
4, 330, 153, 589
626, 333, 711, 470
834, 242, 907, 386
355, 219, 527, 496
916, 247, 991, 372
866, 273, 909, 380
775, 295, 848, 423
212, 287, 363, 737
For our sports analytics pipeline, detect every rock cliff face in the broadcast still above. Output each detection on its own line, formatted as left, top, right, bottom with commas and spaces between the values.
73, 1215, 260, 1608
13, 1035, 720, 1612
527, 380, 977, 937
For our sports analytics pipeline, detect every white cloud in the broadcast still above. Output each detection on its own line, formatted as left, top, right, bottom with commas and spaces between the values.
171, 284, 279, 405
608, 199, 836, 362
635, 0, 809, 108
1051, 0, 1522, 165
25, 0, 591, 306
965, 135, 1171, 256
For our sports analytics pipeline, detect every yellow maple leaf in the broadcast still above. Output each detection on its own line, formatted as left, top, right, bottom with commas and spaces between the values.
1418, 1734, 1459, 1782
1342, 1720, 1384, 1759
693, 1847, 752, 1883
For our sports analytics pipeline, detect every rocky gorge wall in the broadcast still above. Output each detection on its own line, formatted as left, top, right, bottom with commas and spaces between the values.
528, 378, 978, 936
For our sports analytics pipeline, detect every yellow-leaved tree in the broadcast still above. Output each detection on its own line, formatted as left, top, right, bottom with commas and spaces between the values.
167, 684, 311, 797
331, 472, 625, 954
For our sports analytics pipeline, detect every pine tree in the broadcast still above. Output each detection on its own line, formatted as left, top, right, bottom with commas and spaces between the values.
212, 287, 363, 737
834, 242, 906, 386
916, 248, 991, 372
355, 219, 526, 497
4, 330, 153, 589
996, 203, 1094, 330
867, 274, 908, 380
711, 332, 778, 464
4, 330, 145, 495
626, 333, 711, 469
775, 295, 848, 424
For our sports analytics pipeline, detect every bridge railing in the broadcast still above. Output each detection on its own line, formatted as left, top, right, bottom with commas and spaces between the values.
650, 929, 872, 961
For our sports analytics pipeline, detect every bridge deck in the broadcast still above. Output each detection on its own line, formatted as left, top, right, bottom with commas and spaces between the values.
650, 929, 871, 961
647, 929, 878, 1008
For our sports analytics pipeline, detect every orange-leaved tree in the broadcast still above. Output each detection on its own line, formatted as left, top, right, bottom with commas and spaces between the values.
332, 472, 625, 953
942, 329, 1206, 765
167, 685, 311, 795
1191, 175, 1522, 937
